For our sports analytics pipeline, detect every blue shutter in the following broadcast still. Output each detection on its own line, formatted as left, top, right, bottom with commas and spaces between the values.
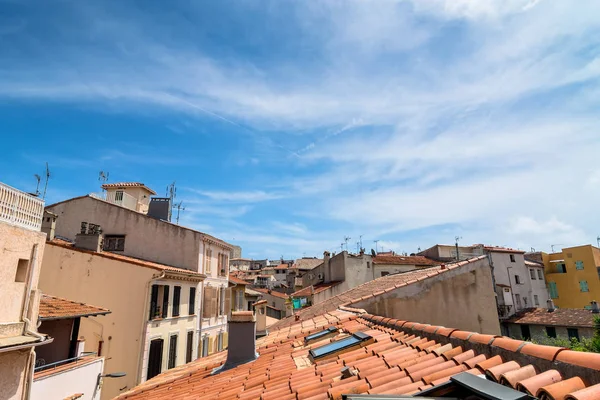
580, 280, 589, 292
576, 260, 584, 270
549, 282, 558, 299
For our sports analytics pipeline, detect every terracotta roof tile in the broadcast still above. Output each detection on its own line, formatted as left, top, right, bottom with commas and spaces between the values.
372, 255, 439, 266
39, 294, 110, 320
506, 307, 600, 328
101, 182, 157, 194
292, 282, 343, 297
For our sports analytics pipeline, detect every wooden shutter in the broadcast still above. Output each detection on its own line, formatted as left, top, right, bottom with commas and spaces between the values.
162, 285, 170, 318
202, 287, 211, 318
186, 331, 194, 363
211, 287, 218, 318
168, 334, 178, 369
173, 286, 181, 317
208, 337, 215, 355
580, 280, 589, 292
149, 285, 159, 320
549, 282, 558, 299
223, 332, 228, 349
224, 288, 231, 315
189, 287, 196, 315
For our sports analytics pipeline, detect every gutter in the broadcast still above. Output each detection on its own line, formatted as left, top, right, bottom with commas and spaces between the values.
136, 270, 166, 383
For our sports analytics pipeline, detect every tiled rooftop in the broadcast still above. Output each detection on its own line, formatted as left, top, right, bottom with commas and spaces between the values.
100, 182, 157, 194
294, 258, 324, 271
230, 276, 250, 286
271, 257, 485, 330
483, 246, 526, 254
292, 282, 343, 298
372, 255, 439, 266
253, 287, 290, 299
39, 294, 111, 320
116, 307, 600, 400
47, 240, 205, 278
506, 307, 600, 328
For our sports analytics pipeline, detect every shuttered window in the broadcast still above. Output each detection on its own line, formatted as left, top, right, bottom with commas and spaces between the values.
149, 285, 159, 320
201, 336, 209, 357
211, 287, 218, 318
186, 331, 194, 363
549, 282, 559, 299
189, 287, 196, 315
202, 287, 211, 318
173, 286, 181, 317
580, 280, 589, 292
224, 288, 231, 315
162, 285, 170, 318
576, 260, 584, 270
168, 334, 178, 369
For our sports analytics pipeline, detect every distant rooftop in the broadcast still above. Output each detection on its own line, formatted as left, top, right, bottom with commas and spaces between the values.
506, 307, 600, 328
101, 182, 157, 195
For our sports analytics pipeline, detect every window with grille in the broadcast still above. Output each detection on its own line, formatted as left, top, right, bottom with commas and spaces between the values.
104, 235, 125, 251
173, 286, 181, 317
168, 334, 178, 369
189, 287, 196, 315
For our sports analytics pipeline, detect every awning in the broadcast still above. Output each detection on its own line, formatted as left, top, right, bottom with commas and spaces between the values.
549, 259, 565, 263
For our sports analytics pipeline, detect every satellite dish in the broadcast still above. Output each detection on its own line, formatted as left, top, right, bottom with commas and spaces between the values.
371, 249, 376, 257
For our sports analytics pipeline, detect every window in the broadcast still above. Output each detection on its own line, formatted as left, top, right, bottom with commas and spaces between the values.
510, 254, 516, 262
556, 263, 567, 273
520, 325, 531, 340
305, 327, 338, 344
579, 280, 589, 292
205, 248, 212, 273
534, 294, 539, 306
219, 287, 226, 315
568, 328, 580, 341
114, 190, 124, 201
530, 269, 536, 280
104, 235, 125, 251
576, 260, 584, 270
235, 289, 244, 311
201, 336, 209, 357
309, 332, 372, 360
168, 334, 178, 369
546, 327, 557, 338
537, 269, 544, 281
173, 286, 181, 317
189, 287, 196, 315
186, 331, 194, 363
549, 282, 559, 299
380, 271, 389, 277
149, 285, 159, 320
15, 259, 29, 282
367, 262, 371, 269
162, 285, 170, 318
217, 333, 223, 351
523, 297, 528, 307
515, 294, 521, 310
514, 275, 521, 285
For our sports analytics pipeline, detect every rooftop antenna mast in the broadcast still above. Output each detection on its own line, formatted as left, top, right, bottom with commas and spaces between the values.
33, 174, 41, 196
597, 236, 600, 248
166, 181, 177, 202
550, 244, 563, 253
455, 236, 462, 261
373, 240, 380, 254
173, 201, 186, 225
42, 162, 51, 200
99, 171, 109, 191
344, 236, 351, 252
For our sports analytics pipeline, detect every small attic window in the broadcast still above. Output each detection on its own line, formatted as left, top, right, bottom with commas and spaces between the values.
309, 332, 372, 360
304, 326, 338, 344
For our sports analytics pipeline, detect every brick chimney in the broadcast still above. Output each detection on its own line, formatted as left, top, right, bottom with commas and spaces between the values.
213, 311, 258, 374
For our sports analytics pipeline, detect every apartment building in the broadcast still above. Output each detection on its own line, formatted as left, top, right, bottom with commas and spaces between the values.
528, 244, 600, 309
0, 182, 52, 400
39, 235, 205, 400
45, 183, 233, 364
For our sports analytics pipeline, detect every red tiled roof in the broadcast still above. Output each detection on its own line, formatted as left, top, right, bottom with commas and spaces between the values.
229, 276, 249, 286
373, 255, 439, 266
272, 257, 485, 331
292, 281, 343, 297
294, 258, 323, 270
116, 308, 600, 400
506, 308, 600, 328
47, 240, 205, 279
39, 294, 110, 320
484, 246, 526, 254
100, 182, 157, 194
253, 288, 290, 299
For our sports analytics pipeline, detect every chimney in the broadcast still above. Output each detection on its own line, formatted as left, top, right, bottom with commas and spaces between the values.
323, 251, 330, 263
547, 299, 556, 313
41, 210, 57, 240
213, 311, 258, 374
591, 301, 600, 314
253, 300, 268, 337
75, 222, 103, 252
147, 197, 172, 222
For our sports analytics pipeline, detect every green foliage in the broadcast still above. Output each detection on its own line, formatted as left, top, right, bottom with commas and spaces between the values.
529, 316, 600, 353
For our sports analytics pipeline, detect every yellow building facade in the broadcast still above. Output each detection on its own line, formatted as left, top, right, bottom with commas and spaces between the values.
542, 245, 600, 309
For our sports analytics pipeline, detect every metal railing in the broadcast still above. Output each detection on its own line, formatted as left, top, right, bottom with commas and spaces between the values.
0, 182, 44, 231
34, 352, 98, 373
90, 191, 138, 211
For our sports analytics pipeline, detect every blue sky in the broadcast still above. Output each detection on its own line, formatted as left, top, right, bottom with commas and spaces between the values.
2, 0, 600, 259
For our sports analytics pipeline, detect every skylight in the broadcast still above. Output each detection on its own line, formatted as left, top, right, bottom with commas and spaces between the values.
304, 326, 338, 344
309, 331, 372, 360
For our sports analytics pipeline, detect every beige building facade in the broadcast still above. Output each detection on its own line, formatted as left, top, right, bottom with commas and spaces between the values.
0, 182, 52, 400
39, 239, 205, 400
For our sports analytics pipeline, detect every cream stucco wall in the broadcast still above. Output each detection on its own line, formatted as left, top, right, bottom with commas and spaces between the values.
47, 196, 203, 270
0, 349, 30, 400
352, 257, 501, 335
39, 243, 156, 400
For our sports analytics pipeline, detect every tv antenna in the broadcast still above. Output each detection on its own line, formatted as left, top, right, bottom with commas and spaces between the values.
597, 236, 600, 248
454, 236, 462, 261
166, 181, 177, 202
550, 244, 563, 253
173, 201, 186, 225
98, 171, 109, 190
42, 162, 51, 200
344, 236, 351, 251
373, 240, 380, 254
359, 235, 363, 249
33, 174, 41, 196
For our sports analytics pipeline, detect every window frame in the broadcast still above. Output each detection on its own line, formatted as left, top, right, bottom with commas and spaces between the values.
567, 328, 580, 341
546, 326, 557, 338
188, 287, 196, 315
580, 280, 589, 292
309, 332, 372, 360
103, 235, 125, 252
537, 269, 544, 281
201, 336, 209, 357
168, 334, 178, 369
514, 275, 521, 285
172, 286, 181, 317
534, 294, 539, 306
186, 331, 194, 363
549, 281, 559, 299
515, 294, 521, 309
510, 254, 516, 262
530, 269, 536, 280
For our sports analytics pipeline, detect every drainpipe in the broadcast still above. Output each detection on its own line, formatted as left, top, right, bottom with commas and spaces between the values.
22, 244, 45, 340
136, 270, 166, 383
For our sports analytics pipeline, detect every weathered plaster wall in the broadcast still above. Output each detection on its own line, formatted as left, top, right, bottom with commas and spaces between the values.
352, 258, 501, 335
0, 349, 30, 400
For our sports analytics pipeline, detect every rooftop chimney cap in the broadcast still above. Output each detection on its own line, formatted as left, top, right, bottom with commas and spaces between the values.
591, 301, 599, 314
547, 299, 556, 312
230, 311, 255, 322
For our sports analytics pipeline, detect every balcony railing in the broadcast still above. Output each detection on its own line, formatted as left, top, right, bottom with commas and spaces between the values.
0, 182, 44, 231
91, 191, 138, 211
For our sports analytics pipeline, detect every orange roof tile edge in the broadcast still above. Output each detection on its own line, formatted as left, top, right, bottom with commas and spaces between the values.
39, 294, 110, 320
